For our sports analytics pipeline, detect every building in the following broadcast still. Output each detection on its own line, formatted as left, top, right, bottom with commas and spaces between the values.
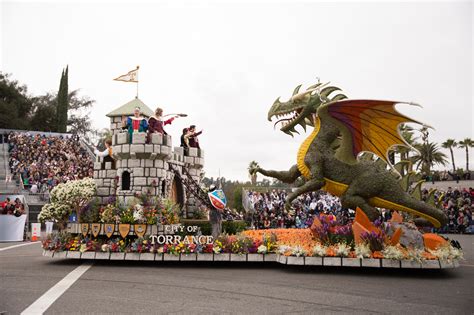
93, 98, 204, 218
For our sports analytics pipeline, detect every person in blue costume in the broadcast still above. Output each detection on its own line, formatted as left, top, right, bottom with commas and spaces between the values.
122, 106, 148, 143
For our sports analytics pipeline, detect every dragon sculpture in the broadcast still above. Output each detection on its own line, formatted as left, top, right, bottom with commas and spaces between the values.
250, 82, 447, 227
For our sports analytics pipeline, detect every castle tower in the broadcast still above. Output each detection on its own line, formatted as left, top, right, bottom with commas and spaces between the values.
93, 98, 205, 218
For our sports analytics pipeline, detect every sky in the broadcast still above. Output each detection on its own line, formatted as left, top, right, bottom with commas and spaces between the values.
1, 0, 473, 181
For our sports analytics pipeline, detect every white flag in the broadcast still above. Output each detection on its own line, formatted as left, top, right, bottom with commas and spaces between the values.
114, 66, 139, 83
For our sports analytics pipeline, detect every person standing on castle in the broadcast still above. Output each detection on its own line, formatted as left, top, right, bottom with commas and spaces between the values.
122, 106, 148, 143
188, 125, 203, 149
94, 139, 115, 169
147, 107, 180, 143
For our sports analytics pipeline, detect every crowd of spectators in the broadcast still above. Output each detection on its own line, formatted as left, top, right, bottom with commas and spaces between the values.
246, 187, 474, 234
7, 132, 94, 193
0, 197, 25, 216
246, 190, 348, 229
429, 187, 474, 234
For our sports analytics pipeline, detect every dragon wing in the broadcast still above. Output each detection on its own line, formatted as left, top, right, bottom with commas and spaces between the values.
319, 99, 421, 165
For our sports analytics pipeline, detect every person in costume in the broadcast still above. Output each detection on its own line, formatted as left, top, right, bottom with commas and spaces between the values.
188, 125, 203, 149
122, 107, 148, 143
147, 107, 181, 143
94, 139, 115, 169
180, 127, 191, 154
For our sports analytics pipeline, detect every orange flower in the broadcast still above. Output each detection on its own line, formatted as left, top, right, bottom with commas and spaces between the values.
325, 247, 336, 257
372, 251, 384, 259
422, 251, 437, 260
243, 229, 318, 254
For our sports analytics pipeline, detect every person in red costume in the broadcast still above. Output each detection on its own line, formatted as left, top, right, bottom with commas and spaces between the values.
147, 107, 180, 143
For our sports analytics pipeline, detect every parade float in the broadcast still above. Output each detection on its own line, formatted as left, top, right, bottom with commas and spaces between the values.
41, 81, 463, 269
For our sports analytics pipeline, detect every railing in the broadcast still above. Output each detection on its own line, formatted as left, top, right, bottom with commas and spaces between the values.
25, 192, 50, 204
80, 138, 96, 160
0, 128, 72, 138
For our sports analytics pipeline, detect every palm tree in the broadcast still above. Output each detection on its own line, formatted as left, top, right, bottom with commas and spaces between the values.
248, 161, 259, 185
411, 142, 448, 175
458, 138, 473, 172
441, 139, 457, 171
394, 124, 417, 174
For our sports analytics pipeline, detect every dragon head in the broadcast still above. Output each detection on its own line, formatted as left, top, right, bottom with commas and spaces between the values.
268, 82, 346, 136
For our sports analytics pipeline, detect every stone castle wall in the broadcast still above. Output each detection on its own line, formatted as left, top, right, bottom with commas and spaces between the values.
93, 116, 204, 218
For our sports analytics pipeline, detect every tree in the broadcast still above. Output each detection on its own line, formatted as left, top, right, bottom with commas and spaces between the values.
67, 90, 94, 140
30, 90, 94, 137
411, 142, 448, 175
441, 139, 457, 171
248, 161, 259, 185
29, 93, 57, 131
0, 72, 33, 129
458, 138, 473, 172
38, 178, 96, 229
56, 66, 69, 132
94, 128, 112, 150
392, 124, 417, 175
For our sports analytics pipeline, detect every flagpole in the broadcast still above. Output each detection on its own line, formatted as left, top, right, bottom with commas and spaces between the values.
136, 66, 139, 99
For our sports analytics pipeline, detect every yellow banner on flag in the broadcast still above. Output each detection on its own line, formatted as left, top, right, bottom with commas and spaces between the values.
113, 66, 139, 83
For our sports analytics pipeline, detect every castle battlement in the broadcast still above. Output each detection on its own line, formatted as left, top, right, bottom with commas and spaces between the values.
93, 98, 205, 217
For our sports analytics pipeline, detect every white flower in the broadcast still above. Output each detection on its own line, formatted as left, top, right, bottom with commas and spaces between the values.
277, 245, 291, 255
257, 245, 267, 254
291, 246, 306, 257
382, 246, 404, 260
429, 244, 464, 262
354, 243, 372, 259
312, 244, 327, 257
101, 244, 109, 252
335, 243, 350, 257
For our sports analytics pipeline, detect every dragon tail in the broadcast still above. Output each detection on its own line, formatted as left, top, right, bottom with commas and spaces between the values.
370, 194, 448, 228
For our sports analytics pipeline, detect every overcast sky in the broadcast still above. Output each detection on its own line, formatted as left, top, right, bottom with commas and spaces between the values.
1, 1, 472, 181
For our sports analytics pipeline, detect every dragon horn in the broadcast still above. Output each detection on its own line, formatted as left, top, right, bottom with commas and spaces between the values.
291, 82, 332, 101
292, 84, 302, 96
306, 82, 323, 90
291, 88, 318, 101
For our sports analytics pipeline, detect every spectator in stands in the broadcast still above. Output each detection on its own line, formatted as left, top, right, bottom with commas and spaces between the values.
8, 132, 93, 192
246, 186, 473, 234
0, 197, 23, 215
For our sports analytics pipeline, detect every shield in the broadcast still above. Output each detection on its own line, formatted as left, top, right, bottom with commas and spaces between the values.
91, 223, 101, 238
208, 189, 227, 210
80, 224, 89, 237
104, 223, 115, 238
134, 224, 147, 238
118, 224, 131, 238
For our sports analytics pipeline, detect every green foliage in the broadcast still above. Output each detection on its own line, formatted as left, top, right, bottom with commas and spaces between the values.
56, 66, 69, 133
411, 142, 448, 175
233, 188, 243, 212
79, 198, 101, 223
119, 208, 135, 224
0, 72, 33, 129
458, 138, 473, 172
222, 221, 248, 235
442, 139, 458, 172
160, 199, 180, 224
192, 207, 207, 219
181, 219, 212, 235
0, 71, 94, 137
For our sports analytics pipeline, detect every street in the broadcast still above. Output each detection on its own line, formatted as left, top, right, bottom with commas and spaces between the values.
1, 235, 472, 314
